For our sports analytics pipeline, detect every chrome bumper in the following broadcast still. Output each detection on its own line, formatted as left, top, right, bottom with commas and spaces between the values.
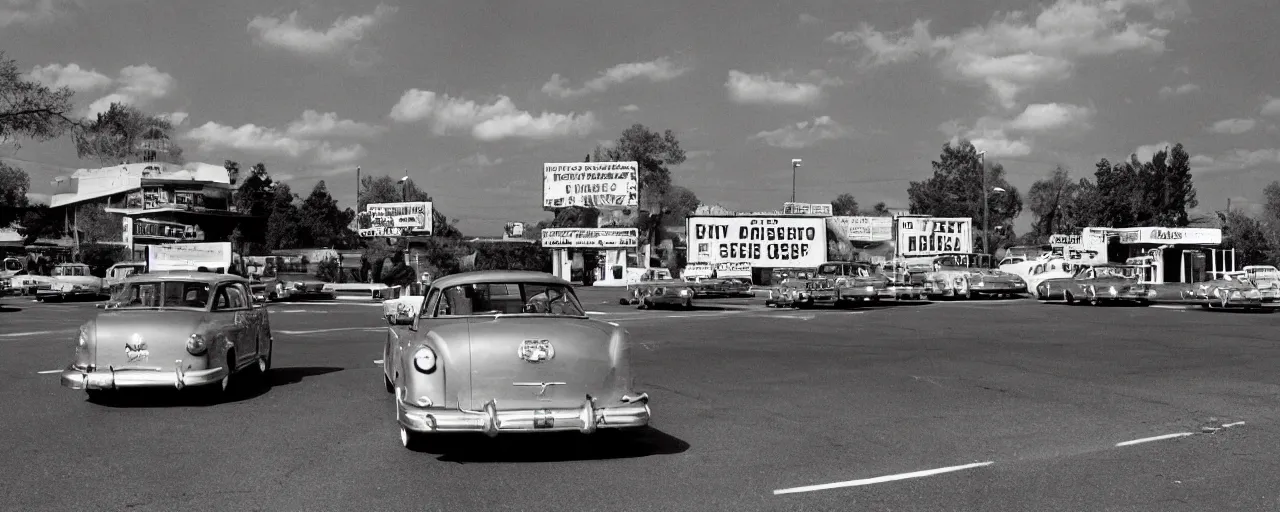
399, 394, 651, 436
60, 362, 226, 391
970, 283, 1027, 293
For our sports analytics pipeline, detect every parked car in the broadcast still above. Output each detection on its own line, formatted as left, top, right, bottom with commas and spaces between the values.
911, 253, 1027, 299
628, 280, 696, 309
816, 261, 890, 304
1035, 264, 1149, 306
1242, 265, 1280, 302
60, 271, 273, 401
103, 261, 146, 294
766, 276, 840, 308
1027, 258, 1079, 299
1182, 272, 1264, 309
383, 271, 650, 449
36, 263, 105, 302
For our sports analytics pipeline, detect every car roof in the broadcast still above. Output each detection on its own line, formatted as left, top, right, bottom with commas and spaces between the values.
430, 270, 571, 289
122, 271, 249, 285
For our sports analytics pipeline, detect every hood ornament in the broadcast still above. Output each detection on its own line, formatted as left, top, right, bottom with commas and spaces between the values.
518, 339, 554, 363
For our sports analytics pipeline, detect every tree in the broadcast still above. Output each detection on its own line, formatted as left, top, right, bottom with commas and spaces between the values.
1220, 210, 1273, 266
358, 174, 462, 239
298, 180, 355, 248
907, 140, 1024, 250
0, 161, 31, 226
661, 185, 701, 226
228, 162, 278, 254
592, 124, 687, 248
831, 193, 859, 216
869, 202, 890, 216
265, 183, 302, 250
74, 102, 185, 165
1025, 166, 1077, 241
75, 203, 121, 244
17, 203, 62, 244
1064, 145, 1200, 230
0, 51, 77, 145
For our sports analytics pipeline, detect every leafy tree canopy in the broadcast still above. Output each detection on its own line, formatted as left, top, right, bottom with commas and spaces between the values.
0, 51, 76, 145
74, 102, 184, 165
908, 140, 1024, 250
832, 193, 859, 216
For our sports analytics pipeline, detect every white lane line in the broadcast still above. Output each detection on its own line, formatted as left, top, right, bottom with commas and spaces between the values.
585, 311, 606, 315
1115, 432, 1195, 447
275, 327, 384, 335
773, 461, 995, 495
0, 329, 73, 338
36, 369, 62, 374
373, 359, 384, 365
1222, 421, 1246, 428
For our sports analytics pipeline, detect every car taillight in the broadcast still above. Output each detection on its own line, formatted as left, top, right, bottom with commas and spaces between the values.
76, 325, 88, 348
186, 333, 208, 355
413, 346, 437, 373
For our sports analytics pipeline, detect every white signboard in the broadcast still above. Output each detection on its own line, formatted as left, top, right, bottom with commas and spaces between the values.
687, 216, 826, 268
540, 228, 639, 248
543, 162, 639, 209
828, 216, 893, 242
783, 202, 833, 216
714, 261, 752, 278
147, 242, 232, 272
1050, 230, 1107, 265
896, 217, 973, 257
358, 202, 433, 237
1116, 227, 1221, 245
1048, 234, 1081, 245
683, 262, 712, 278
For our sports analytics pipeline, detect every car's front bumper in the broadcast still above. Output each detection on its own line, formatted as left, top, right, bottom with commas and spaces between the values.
398, 394, 651, 436
60, 363, 227, 391
969, 282, 1027, 293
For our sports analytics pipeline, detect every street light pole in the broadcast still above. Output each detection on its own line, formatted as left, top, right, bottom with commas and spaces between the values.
978, 151, 989, 255
791, 159, 802, 203
401, 169, 409, 201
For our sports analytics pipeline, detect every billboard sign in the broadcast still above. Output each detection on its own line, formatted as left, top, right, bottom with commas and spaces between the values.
896, 217, 973, 257
358, 202, 432, 237
714, 261, 752, 278
147, 242, 233, 272
540, 228, 639, 248
827, 216, 893, 242
782, 202, 833, 216
687, 216, 826, 268
543, 162, 639, 209
504, 222, 525, 238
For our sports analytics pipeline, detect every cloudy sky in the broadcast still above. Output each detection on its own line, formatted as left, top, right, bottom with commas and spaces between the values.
2, 0, 1278, 235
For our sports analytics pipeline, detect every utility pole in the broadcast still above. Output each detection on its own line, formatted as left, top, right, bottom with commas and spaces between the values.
791, 159, 803, 203
978, 151, 989, 255
355, 166, 361, 209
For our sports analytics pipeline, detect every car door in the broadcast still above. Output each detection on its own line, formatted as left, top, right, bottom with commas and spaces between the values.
211, 283, 255, 371
234, 283, 269, 358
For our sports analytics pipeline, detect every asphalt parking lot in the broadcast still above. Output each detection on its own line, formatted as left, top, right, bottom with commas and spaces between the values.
2, 291, 1278, 511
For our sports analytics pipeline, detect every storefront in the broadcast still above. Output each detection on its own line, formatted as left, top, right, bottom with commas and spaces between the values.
1101, 227, 1224, 284
540, 228, 641, 286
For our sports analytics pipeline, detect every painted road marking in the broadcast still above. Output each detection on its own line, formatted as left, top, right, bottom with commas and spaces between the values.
585, 311, 606, 315
275, 327, 384, 335
36, 369, 62, 374
373, 359, 384, 365
1115, 432, 1195, 447
0, 329, 74, 338
773, 461, 995, 495
1223, 421, 1246, 428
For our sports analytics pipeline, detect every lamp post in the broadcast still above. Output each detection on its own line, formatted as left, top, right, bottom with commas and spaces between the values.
791, 159, 802, 203
977, 151, 989, 255
399, 171, 409, 201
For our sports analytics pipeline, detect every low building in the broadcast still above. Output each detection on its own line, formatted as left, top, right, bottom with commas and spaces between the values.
49, 162, 251, 260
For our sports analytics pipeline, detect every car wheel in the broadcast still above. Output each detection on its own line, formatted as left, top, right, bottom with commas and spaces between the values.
1064, 291, 1075, 304
683, 298, 693, 310
400, 426, 431, 451
256, 349, 271, 377
619, 298, 630, 305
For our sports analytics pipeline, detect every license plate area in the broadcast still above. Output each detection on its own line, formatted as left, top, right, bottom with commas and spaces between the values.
533, 409, 554, 429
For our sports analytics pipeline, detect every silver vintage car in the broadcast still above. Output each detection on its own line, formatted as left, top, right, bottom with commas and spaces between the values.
382, 270, 651, 450
60, 271, 274, 401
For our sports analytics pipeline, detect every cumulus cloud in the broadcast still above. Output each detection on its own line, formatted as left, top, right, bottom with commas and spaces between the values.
0, 0, 56, 27
1261, 96, 1280, 116
163, 111, 189, 126
458, 153, 504, 167
542, 57, 690, 98
185, 122, 317, 158
1207, 118, 1256, 135
26, 62, 112, 91
798, 13, 822, 25
388, 89, 597, 141
725, 70, 843, 106
1133, 141, 1174, 162
751, 116, 851, 148
968, 128, 1033, 157
313, 141, 366, 165
286, 110, 384, 138
1004, 103, 1093, 131
1158, 83, 1198, 98
835, 0, 1181, 108
1187, 148, 1280, 173
619, 104, 640, 112
86, 64, 175, 117
248, 4, 396, 56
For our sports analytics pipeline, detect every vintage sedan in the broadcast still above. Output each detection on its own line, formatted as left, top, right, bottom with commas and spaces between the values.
620, 279, 696, 309
912, 253, 1027, 299
1182, 272, 1264, 309
383, 271, 650, 449
1242, 265, 1280, 302
103, 261, 146, 294
36, 263, 105, 302
1036, 264, 1149, 306
817, 261, 890, 303
766, 276, 840, 308
1027, 258, 1079, 299
60, 271, 273, 401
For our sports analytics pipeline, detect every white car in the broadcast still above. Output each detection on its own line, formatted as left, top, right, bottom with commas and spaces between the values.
1242, 265, 1280, 302
1026, 258, 1079, 299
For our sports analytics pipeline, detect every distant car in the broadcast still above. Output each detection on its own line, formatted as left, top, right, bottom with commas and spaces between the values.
1036, 264, 1149, 306
816, 261, 890, 303
912, 253, 1027, 299
103, 261, 146, 294
766, 276, 839, 308
620, 279, 696, 309
37, 263, 105, 302
60, 271, 274, 401
1027, 258, 1080, 299
1242, 265, 1280, 303
1182, 272, 1264, 310
383, 271, 650, 449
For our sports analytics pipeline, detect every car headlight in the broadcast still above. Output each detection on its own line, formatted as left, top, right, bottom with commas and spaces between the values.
953, 277, 964, 286
413, 346, 437, 373
1108, 286, 1118, 297
865, 286, 874, 293
1247, 289, 1261, 298
293, 283, 304, 290
76, 325, 88, 348
1212, 288, 1222, 297
679, 289, 690, 296
186, 333, 207, 355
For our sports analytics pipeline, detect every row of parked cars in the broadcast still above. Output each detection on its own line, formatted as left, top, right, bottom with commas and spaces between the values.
1018, 257, 1280, 309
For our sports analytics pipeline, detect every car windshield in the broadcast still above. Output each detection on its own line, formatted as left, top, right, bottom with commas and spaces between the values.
109, 281, 212, 310
1094, 266, 1138, 279
434, 282, 585, 317
114, 265, 143, 278
54, 265, 86, 277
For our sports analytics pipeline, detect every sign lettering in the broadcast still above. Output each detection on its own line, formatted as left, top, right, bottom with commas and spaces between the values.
543, 162, 639, 209
358, 202, 432, 238
895, 217, 973, 257
540, 228, 639, 248
687, 216, 826, 267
